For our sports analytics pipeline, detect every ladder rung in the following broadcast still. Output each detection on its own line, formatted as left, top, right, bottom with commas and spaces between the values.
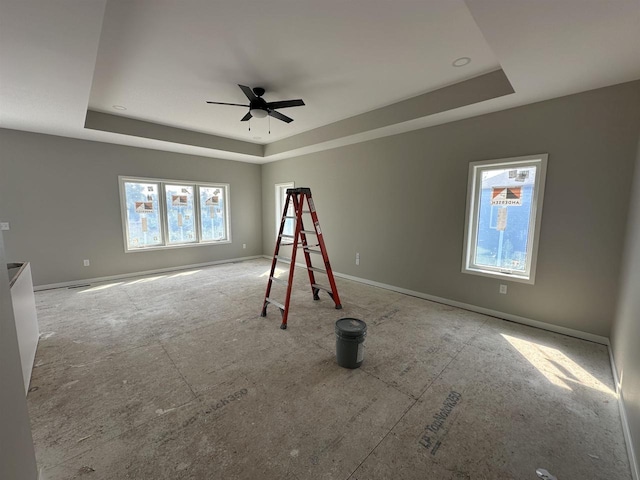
275, 256, 291, 264
302, 210, 311, 214
301, 230, 317, 235
312, 283, 332, 293
304, 249, 322, 255
281, 242, 318, 248
265, 297, 285, 310
284, 216, 296, 219
280, 234, 295, 239
270, 276, 288, 285
308, 266, 326, 274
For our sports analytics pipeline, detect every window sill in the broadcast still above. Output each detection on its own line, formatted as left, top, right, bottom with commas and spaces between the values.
125, 239, 231, 253
462, 266, 535, 285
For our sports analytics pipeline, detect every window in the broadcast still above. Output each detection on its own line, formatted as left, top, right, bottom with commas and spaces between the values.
462, 154, 548, 284
199, 185, 227, 242
275, 182, 294, 237
165, 184, 196, 244
119, 176, 230, 252
122, 180, 164, 249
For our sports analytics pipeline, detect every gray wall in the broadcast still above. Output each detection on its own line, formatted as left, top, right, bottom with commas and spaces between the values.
0, 129, 263, 286
612, 130, 640, 472
0, 232, 38, 480
262, 81, 640, 338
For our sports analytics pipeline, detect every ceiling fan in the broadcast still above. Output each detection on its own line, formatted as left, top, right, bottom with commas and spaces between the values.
206, 85, 305, 124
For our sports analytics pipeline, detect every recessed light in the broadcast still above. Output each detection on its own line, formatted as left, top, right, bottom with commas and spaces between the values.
452, 57, 471, 67
112, 105, 127, 110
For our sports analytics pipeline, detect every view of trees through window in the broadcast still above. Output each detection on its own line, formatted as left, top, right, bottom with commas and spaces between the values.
199, 185, 227, 241
120, 177, 229, 251
123, 181, 164, 249
165, 184, 196, 244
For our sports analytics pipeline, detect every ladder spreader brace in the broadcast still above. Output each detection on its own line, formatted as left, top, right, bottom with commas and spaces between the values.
261, 187, 342, 329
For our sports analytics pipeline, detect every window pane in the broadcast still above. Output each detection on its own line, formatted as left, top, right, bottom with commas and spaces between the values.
474, 165, 537, 272
277, 184, 295, 236
165, 184, 196, 244
124, 181, 163, 249
199, 186, 227, 241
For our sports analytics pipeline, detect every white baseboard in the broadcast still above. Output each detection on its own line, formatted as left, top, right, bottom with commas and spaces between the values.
261, 254, 609, 344
34, 255, 264, 291
332, 269, 610, 345
609, 348, 639, 480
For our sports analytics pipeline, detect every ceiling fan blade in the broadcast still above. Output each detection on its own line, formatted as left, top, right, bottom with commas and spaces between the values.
206, 101, 249, 107
240, 112, 252, 122
238, 84, 257, 101
268, 109, 294, 123
265, 99, 305, 109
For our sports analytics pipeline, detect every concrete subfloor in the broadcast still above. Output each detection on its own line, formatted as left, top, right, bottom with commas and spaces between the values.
28, 258, 630, 480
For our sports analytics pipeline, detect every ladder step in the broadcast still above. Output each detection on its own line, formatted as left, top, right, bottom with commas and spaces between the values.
284, 216, 296, 219
312, 283, 332, 293
281, 242, 319, 248
301, 230, 317, 235
280, 234, 295, 239
270, 276, 288, 285
308, 266, 327, 274
265, 297, 285, 310
304, 248, 322, 255
275, 256, 291, 264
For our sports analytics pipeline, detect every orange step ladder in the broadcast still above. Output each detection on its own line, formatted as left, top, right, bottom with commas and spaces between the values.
261, 187, 342, 329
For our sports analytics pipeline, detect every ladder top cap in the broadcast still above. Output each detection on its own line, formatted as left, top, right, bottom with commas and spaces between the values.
286, 187, 312, 194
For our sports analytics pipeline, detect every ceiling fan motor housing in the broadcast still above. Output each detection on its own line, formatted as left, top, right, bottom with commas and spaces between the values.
250, 96, 269, 117
251, 96, 268, 111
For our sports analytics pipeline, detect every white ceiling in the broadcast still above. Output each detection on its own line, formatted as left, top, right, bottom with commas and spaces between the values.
89, 0, 499, 143
1, 0, 639, 163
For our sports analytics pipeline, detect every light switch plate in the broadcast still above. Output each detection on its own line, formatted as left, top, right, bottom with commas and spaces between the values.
0, 222, 9, 231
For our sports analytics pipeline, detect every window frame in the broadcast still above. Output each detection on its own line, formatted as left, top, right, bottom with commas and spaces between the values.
275, 181, 294, 238
461, 154, 548, 284
119, 176, 231, 253
197, 184, 230, 244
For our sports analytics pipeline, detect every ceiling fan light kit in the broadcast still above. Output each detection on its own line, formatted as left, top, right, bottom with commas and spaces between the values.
250, 108, 268, 119
206, 84, 305, 127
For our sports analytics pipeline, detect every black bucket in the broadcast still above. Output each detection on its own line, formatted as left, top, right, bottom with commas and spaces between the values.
335, 318, 367, 369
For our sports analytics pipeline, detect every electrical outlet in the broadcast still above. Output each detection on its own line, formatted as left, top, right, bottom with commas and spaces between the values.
0, 222, 9, 231
355, 252, 360, 266
499, 284, 507, 294
242, 243, 246, 249
83, 259, 90, 267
